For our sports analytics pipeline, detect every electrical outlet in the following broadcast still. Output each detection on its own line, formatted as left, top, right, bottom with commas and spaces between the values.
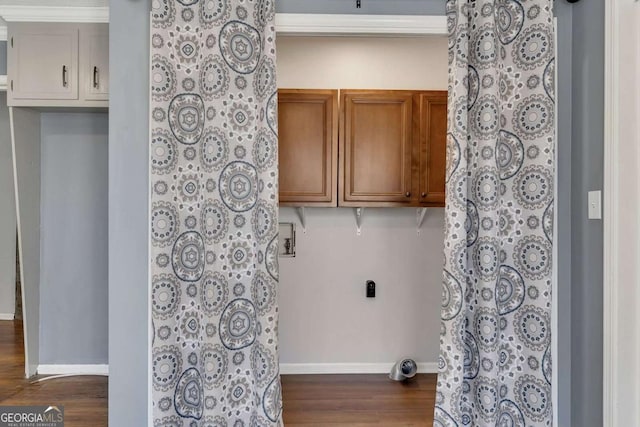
366, 280, 375, 298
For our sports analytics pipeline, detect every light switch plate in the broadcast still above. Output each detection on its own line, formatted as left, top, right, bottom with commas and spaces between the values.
588, 190, 602, 219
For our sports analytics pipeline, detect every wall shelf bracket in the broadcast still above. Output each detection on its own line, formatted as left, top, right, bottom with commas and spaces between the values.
354, 207, 365, 236
295, 207, 307, 233
416, 207, 427, 235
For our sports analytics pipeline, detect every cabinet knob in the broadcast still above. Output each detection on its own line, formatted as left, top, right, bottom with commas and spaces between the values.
421, 192, 426, 198
405, 192, 411, 198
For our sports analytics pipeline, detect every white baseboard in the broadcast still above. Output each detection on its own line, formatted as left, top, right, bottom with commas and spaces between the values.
279, 362, 438, 375
37, 364, 108, 376
0, 313, 15, 320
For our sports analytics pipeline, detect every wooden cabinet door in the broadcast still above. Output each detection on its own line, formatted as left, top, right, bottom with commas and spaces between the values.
278, 90, 338, 206
8, 24, 79, 101
340, 90, 414, 206
416, 91, 447, 206
81, 25, 109, 101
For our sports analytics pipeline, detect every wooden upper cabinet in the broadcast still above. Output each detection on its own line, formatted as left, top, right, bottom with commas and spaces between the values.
8, 24, 79, 102
415, 91, 447, 206
278, 90, 339, 207
278, 88, 447, 208
340, 90, 414, 206
7, 23, 109, 107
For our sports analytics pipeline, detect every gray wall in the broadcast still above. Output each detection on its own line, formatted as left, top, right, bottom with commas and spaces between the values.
571, 1, 604, 426
0, 41, 6, 75
108, 0, 150, 425
0, 92, 16, 318
555, 3, 573, 426
39, 112, 108, 364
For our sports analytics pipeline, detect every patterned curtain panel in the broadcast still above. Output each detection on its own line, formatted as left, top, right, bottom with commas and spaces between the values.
435, 1, 555, 426
150, 0, 282, 425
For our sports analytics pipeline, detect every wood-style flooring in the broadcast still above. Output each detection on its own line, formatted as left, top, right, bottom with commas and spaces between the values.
281, 374, 436, 425
0, 321, 107, 426
0, 320, 436, 426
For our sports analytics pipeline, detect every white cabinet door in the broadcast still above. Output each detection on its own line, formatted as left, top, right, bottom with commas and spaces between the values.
8, 24, 79, 101
81, 25, 109, 101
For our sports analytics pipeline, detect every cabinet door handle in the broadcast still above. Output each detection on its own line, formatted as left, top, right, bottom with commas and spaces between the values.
62, 65, 68, 87
93, 66, 99, 89
421, 192, 426, 198
405, 192, 411, 198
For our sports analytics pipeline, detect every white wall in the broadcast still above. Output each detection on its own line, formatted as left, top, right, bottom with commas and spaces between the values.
276, 36, 447, 369
277, 36, 448, 90
279, 208, 444, 367
0, 93, 16, 319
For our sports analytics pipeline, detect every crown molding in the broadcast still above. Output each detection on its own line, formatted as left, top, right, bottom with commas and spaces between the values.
275, 13, 447, 36
0, 5, 108, 23
0, 25, 6, 41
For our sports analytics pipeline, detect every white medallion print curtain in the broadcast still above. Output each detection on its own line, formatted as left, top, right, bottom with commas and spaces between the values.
150, 0, 282, 425
435, 1, 554, 426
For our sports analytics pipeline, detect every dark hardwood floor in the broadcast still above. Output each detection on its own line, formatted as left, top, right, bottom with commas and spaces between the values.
0, 320, 107, 426
281, 374, 436, 426
0, 320, 27, 402
1, 320, 436, 425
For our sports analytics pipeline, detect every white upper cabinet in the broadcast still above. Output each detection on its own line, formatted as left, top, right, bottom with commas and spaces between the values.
7, 23, 108, 107
8, 24, 79, 101
81, 26, 109, 101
